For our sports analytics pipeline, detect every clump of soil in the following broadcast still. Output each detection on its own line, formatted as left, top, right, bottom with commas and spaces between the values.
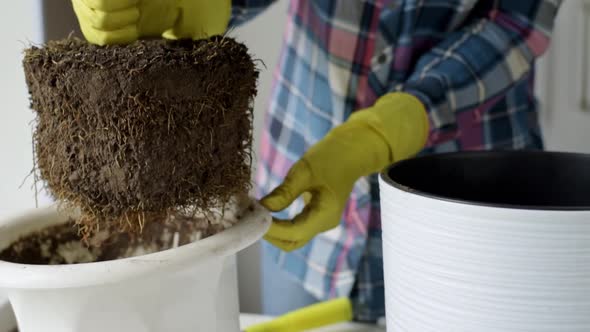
22, 36, 258, 235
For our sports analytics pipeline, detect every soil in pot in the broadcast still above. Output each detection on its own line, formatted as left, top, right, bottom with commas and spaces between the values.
0, 200, 253, 265
22, 36, 259, 235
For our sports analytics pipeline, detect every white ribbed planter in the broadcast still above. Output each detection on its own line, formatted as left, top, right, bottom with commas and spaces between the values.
379, 151, 590, 332
0, 199, 270, 332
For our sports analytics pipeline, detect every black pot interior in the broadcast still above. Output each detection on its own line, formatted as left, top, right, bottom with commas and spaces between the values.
383, 151, 590, 210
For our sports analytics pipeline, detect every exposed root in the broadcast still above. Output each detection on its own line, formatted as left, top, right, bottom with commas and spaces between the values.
22, 37, 259, 237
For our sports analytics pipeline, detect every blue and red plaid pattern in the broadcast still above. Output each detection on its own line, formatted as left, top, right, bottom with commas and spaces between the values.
232, 0, 561, 322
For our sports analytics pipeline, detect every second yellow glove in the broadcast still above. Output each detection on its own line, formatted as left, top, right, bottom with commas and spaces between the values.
261, 92, 429, 252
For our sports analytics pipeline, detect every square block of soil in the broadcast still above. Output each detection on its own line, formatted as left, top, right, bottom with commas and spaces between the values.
23, 37, 258, 229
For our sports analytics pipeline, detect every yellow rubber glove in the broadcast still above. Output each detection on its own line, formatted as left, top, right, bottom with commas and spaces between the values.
261, 92, 429, 252
244, 298, 353, 332
72, 0, 231, 45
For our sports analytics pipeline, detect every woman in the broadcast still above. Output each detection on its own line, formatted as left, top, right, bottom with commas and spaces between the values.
72, 0, 561, 322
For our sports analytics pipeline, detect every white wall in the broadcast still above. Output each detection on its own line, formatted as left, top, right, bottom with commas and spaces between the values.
0, 1, 48, 220
230, 0, 288, 313
537, 0, 590, 153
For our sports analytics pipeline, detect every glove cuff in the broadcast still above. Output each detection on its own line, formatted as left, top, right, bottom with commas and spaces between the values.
348, 92, 429, 163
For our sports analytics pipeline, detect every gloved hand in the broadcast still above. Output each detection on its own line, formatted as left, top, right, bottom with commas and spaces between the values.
71, 0, 231, 45
261, 92, 429, 252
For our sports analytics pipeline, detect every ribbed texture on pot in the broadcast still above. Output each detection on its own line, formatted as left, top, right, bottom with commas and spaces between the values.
379, 178, 590, 332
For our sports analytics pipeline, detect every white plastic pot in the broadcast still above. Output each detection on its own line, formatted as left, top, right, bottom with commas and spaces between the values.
0, 200, 270, 332
379, 151, 590, 332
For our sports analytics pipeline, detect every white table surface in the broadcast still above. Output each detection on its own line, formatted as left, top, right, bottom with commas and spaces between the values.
1, 298, 385, 332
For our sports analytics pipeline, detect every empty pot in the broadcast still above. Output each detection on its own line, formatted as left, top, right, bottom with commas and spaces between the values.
0, 199, 270, 332
379, 151, 590, 332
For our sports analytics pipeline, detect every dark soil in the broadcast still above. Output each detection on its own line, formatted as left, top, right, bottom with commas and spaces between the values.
0, 210, 234, 265
22, 37, 258, 235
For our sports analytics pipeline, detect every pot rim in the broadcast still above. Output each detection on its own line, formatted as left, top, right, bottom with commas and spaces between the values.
0, 198, 271, 289
380, 150, 590, 211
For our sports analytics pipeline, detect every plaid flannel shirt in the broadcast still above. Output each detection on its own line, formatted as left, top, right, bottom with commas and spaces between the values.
231, 0, 560, 322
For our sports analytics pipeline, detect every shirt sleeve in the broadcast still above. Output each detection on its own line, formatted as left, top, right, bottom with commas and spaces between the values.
398, 0, 562, 141
230, 0, 279, 27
